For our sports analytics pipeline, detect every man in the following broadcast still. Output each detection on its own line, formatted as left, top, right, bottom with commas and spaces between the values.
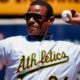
0, 1, 80, 80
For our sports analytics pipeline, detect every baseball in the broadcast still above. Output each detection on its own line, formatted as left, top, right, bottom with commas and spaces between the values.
61, 10, 72, 21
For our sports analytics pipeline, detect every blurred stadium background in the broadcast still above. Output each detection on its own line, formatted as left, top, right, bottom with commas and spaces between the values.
0, 0, 80, 80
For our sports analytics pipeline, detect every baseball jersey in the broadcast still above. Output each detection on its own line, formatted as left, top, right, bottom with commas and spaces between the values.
0, 36, 80, 80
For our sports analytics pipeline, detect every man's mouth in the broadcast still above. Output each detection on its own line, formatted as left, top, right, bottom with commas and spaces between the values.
29, 25, 40, 29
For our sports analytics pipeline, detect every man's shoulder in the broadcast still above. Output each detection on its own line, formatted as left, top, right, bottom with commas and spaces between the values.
2, 35, 25, 41
56, 40, 80, 47
7, 35, 25, 40
0, 35, 26, 46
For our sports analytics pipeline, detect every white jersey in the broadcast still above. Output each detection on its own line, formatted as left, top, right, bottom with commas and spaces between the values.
0, 36, 80, 80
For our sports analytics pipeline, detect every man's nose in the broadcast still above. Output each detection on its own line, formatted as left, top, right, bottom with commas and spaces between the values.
28, 17, 35, 24
29, 17, 35, 22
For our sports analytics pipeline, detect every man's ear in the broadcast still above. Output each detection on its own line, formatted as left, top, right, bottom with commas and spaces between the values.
48, 16, 55, 25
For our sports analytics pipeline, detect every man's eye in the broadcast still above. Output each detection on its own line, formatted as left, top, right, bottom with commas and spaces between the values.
34, 15, 42, 19
25, 16, 30, 20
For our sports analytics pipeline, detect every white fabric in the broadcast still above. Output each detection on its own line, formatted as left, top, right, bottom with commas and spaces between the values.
0, 36, 80, 80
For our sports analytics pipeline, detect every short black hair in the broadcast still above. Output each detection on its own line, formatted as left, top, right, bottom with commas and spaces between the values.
30, 0, 54, 18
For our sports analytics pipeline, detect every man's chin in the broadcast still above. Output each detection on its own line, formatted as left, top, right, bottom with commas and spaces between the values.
28, 32, 39, 36
28, 30, 40, 35
29, 33, 44, 37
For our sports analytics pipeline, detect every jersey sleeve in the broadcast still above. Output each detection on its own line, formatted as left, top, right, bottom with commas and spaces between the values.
0, 45, 4, 70
0, 39, 10, 70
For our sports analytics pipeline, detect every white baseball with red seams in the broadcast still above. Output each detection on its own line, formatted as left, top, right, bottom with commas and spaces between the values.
62, 10, 72, 21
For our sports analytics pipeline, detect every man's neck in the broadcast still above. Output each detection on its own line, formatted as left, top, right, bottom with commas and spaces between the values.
27, 34, 52, 41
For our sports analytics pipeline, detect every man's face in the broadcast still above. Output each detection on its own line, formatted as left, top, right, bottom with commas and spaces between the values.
26, 5, 51, 36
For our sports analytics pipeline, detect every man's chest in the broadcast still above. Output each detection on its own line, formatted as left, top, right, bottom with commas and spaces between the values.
13, 41, 78, 80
